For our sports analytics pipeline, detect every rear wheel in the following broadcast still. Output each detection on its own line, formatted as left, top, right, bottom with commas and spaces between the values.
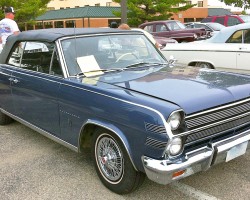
195, 62, 213, 69
92, 128, 145, 194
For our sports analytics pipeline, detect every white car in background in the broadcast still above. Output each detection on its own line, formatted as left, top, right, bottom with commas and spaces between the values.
162, 23, 250, 73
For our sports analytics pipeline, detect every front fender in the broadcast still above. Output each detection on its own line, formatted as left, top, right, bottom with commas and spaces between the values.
79, 118, 138, 170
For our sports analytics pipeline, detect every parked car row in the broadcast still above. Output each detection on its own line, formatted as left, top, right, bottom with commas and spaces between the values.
162, 23, 250, 73
1, 28, 250, 194
139, 20, 207, 43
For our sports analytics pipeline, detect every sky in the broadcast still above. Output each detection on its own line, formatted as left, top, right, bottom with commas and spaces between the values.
208, 0, 247, 13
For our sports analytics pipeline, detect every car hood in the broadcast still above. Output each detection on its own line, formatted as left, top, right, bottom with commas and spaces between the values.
94, 66, 250, 114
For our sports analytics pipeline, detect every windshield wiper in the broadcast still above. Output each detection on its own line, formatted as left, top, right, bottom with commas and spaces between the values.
74, 68, 123, 77
125, 62, 166, 69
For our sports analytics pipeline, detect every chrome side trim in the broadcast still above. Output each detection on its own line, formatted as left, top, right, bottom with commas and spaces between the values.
60, 81, 174, 138
1, 109, 78, 152
79, 119, 138, 171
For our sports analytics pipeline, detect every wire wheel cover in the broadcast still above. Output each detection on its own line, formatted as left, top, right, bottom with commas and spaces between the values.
96, 135, 124, 182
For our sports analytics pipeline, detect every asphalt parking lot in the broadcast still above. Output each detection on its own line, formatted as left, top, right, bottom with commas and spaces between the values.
0, 121, 249, 200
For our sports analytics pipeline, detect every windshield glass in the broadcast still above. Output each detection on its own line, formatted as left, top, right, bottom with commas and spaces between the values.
207, 23, 225, 31
61, 34, 166, 76
176, 21, 186, 29
240, 15, 250, 23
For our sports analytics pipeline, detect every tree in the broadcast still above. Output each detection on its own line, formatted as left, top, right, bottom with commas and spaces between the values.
0, 0, 50, 25
112, 0, 195, 26
221, 0, 250, 10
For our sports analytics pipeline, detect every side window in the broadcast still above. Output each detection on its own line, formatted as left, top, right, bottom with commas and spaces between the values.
167, 22, 181, 30
8, 41, 63, 77
227, 17, 242, 26
143, 25, 153, 33
20, 42, 55, 74
226, 30, 243, 43
7, 42, 24, 67
50, 49, 63, 77
243, 29, 250, 44
156, 24, 167, 32
214, 17, 225, 25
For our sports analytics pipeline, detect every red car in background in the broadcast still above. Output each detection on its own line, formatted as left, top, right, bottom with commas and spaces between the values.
201, 15, 250, 26
139, 20, 207, 43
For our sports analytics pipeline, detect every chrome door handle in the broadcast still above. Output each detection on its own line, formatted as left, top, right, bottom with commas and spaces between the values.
9, 77, 19, 83
13, 79, 19, 83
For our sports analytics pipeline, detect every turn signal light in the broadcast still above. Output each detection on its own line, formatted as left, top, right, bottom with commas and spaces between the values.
172, 170, 186, 178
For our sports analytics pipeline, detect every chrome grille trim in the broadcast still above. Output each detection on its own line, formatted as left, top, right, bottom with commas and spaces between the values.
186, 101, 250, 129
145, 137, 167, 150
186, 114, 250, 143
145, 122, 166, 134
186, 98, 250, 119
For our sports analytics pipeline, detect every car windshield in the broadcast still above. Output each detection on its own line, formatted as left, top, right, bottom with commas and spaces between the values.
175, 21, 186, 29
61, 34, 166, 76
240, 15, 250, 23
207, 23, 225, 31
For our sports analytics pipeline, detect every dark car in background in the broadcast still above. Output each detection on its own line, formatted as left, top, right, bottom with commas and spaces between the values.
139, 20, 207, 43
201, 15, 250, 26
185, 22, 225, 38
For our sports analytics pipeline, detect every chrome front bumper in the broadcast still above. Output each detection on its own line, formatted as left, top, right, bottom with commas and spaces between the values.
142, 130, 250, 185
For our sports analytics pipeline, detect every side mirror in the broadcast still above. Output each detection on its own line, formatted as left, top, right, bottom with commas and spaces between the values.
168, 55, 177, 67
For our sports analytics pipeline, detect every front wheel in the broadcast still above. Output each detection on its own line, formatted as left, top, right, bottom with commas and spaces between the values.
92, 128, 145, 194
195, 62, 213, 69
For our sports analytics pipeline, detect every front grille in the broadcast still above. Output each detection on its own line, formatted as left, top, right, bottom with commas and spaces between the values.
184, 98, 250, 144
186, 114, 250, 143
186, 99, 250, 129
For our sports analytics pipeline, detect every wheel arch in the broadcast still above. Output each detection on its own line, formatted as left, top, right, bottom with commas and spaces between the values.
189, 61, 215, 69
78, 119, 138, 171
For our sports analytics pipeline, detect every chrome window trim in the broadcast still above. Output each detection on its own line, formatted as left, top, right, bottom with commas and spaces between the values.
1, 68, 64, 83
56, 32, 146, 78
1, 108, 78, 152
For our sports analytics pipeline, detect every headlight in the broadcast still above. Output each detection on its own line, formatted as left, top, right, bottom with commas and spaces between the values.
167, 112, 181, 131
169, 137, 182, 156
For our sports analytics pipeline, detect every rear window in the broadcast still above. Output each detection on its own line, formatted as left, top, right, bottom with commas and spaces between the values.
214, 17, 225, 25
227, 17, 242, 26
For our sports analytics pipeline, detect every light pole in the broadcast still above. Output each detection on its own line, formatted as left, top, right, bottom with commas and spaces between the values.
121, 0, 127, 23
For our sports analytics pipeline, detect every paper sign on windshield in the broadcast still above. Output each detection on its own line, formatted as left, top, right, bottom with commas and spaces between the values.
76, 55, 103, 77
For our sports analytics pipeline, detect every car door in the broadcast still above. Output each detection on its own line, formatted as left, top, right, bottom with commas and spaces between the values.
7, 41, 62, 136
0, 65, 14, 114
226, 29, 250, 70
236, 29, 250, 70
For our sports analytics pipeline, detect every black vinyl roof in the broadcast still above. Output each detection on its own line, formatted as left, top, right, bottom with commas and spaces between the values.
10, 28, 134, 42
0, 28, 140, 63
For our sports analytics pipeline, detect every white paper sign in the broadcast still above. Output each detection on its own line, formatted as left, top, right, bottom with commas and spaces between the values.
76, 55, 103, 77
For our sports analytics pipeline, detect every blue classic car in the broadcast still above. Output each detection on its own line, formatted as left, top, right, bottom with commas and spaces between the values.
0, 28, 250, 194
